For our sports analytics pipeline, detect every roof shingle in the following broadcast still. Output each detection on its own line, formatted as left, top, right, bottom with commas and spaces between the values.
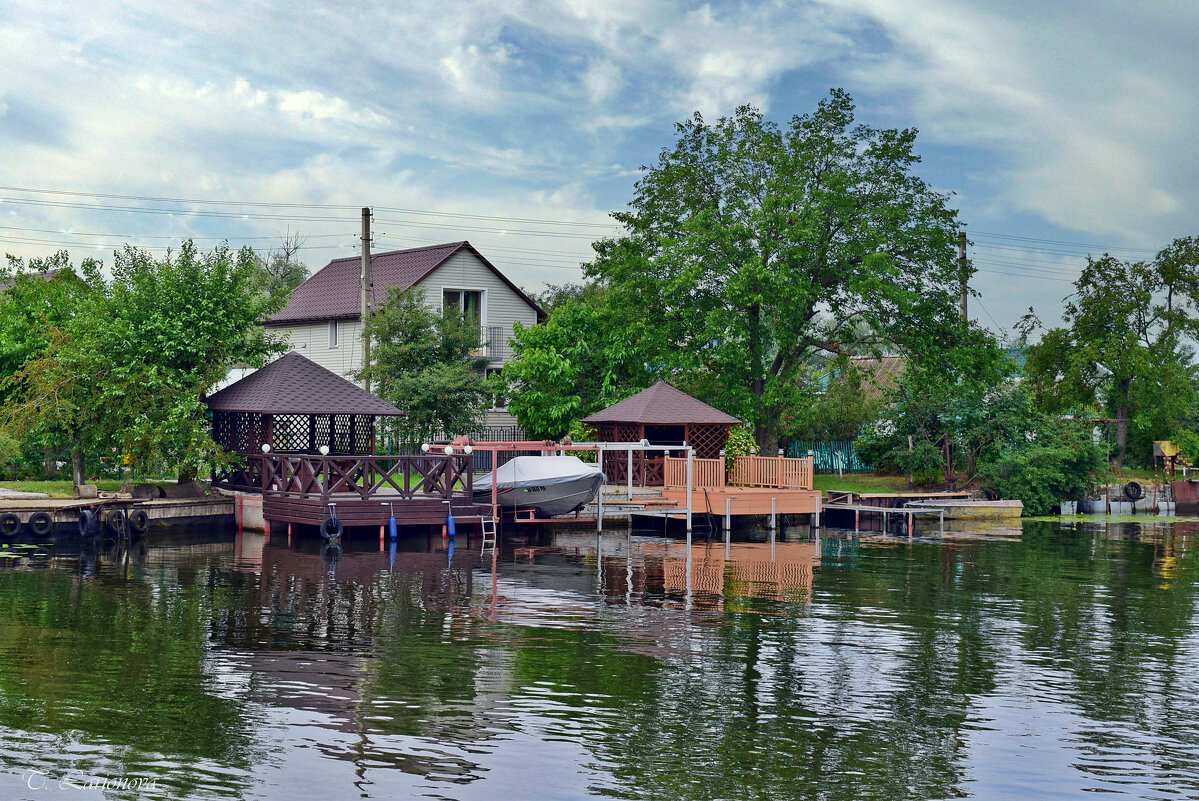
582, 381, 740, 425
205, 352, 404, 416
267, 241, 543, 324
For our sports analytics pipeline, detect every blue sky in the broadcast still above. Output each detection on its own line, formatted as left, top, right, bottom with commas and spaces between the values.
1, 0, 1196, 336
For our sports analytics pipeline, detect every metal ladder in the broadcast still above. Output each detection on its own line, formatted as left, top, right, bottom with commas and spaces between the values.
480, 515, 497, 552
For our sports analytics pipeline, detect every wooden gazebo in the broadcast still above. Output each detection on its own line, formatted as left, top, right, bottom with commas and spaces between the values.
583, 381, 740, 485
207, 351, 404, 457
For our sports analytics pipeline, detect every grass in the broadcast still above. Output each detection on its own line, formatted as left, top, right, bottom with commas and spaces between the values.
0, 480, 174, 498
813, 473, 912, 494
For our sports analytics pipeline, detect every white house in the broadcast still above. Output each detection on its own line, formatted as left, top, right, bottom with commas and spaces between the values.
265, 241, 544, 429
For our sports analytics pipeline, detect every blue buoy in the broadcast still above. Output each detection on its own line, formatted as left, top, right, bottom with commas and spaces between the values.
446, 512, 456, 539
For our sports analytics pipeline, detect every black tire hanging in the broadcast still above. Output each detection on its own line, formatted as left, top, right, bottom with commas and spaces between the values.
127, 509, 150, 534
320, 516, 343, 541
78, 508, 99, 537
1124, 481, 1143, 501
0, 513, 21, 538
107, 509, 128, 535
27, 511, 53, 538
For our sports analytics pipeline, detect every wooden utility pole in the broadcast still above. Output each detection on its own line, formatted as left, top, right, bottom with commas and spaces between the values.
958, 230, 968, 322
360, 207, 372, 391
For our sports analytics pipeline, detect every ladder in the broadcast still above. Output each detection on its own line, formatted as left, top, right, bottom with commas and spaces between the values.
480, 515, 497, 552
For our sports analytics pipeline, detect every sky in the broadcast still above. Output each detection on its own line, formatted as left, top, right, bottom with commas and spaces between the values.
1, 0, 1196, 337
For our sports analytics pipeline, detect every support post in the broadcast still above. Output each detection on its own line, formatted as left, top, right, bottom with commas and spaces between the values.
596, 443, 604, 533
627, 448, 633, 499
725, 497, 731, 535
770, 497, 776, 531
685, 447, 693, 535
360, 207, 373, 391
959, 229, 968, 322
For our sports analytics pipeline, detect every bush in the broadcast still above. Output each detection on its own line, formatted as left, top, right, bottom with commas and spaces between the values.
723, 426, 756, 472
979, 419, 1105, 515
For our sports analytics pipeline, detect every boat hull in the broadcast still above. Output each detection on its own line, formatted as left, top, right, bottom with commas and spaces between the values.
473, 474, 604, 517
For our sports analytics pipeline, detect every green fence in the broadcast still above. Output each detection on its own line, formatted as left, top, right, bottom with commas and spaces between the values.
786, 440, 872, 473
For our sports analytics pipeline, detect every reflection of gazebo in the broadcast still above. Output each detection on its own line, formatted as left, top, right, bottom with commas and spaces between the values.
582, 381, 740, 485
208, 352, 404, 490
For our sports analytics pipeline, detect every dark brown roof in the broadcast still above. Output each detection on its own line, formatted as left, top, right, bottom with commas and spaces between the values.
205, 352, 403, 416
582, 381, 740, 425
266, 241, 544, 324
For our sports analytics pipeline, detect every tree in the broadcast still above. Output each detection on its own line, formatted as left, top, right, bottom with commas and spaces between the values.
255, 229, 309, 295
358, 287, 489, 444
502, 286, 659, 440
2, 241, 285, 483
569, 90, 965, 452
1020, 237, 1199, 467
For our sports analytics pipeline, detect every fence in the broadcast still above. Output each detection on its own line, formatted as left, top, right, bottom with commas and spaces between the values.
786, 440, 872, 473
662, 453, 813, 490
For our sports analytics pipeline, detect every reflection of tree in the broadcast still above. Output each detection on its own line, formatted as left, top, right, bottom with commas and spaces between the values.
0, 555, 264, 799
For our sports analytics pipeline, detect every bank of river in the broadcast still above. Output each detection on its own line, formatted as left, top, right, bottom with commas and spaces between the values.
0, 518, 1196, 800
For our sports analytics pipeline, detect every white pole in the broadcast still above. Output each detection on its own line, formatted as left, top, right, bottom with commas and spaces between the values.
627, 447, 633, 499
685, 446, 694, 534
596, 443, 604, 533
770, 497, 776, 531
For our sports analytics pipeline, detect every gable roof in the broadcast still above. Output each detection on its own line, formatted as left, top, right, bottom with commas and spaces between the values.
267, 241, 544, 325
582, 381, 740, 425
205, 351, 403, 416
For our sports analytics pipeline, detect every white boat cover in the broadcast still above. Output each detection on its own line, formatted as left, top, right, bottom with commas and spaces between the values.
485, 456, 604, 489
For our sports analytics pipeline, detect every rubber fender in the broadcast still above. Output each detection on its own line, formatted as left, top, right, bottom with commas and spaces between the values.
28, 511, 53, 537
446, 513, 456, 539
107, 509, 127, 535
320, 516, 343, 541
127, 509, 150, 534
0, 513, 21, 538
1123, 481, 1143, 501
78, 508, 98, 537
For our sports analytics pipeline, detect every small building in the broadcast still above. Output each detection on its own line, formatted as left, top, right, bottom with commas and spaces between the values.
265, 241, 545, 428
582, 381, 740, 485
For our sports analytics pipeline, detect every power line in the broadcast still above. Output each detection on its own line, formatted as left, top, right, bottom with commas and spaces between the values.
0, 196, 356, 222
971, 230, 1157, 255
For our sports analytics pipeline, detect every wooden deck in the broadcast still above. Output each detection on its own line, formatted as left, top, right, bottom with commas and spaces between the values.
662, 485, 822, 517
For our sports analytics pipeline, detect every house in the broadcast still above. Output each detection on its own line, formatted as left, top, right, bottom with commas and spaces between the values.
265, 241, 544, 428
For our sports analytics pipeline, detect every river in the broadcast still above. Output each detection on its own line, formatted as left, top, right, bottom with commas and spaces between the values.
0, 518, 1196, 800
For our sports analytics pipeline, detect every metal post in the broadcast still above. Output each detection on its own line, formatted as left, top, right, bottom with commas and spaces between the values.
596, 443, 604, 533
854, 508, 859, 533
627, 447, 633, 499
685, 447, 693, 534
940, 509, 945, 535
907, 512, 913, 539
725, 497, 731, 535
770, 497, 776, 531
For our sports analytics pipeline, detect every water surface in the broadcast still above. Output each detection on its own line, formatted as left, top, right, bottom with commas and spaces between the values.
0, 518, 1197, 800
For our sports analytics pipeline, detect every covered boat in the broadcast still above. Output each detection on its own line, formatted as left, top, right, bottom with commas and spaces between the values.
472, 456, 604, 517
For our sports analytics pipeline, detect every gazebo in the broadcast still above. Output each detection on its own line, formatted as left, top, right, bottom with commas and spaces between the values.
207, 351, 403, 456
582, 381, 740, 485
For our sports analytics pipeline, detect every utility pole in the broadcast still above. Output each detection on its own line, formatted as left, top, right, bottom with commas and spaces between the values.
958, 230, 968, 322
360, 207, 372, 392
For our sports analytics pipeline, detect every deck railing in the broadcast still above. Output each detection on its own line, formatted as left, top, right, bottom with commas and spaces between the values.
730, 454, 813, 489
662, 454, 814, 490
663, 456, 725, 489
217, 453, 476, 502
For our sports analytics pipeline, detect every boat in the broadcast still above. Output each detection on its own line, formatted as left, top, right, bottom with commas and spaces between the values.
472, 455, 605, 517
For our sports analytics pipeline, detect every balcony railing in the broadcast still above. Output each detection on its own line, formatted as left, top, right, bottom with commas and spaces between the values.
482, 325, 509, 361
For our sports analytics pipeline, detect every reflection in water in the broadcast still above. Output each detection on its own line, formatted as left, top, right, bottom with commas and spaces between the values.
0, 520, 1197, 799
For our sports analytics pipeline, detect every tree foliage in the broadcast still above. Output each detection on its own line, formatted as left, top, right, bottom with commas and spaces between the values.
1019, 237, 1199, 467
1, 242, 285, 480
254, 230, 309, 295
505, 90, 966, 449
358, 287, 489, 444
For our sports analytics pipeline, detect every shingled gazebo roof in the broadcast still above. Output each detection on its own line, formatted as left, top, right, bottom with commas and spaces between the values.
206, 352, 403, 416
582, 381, 739, 425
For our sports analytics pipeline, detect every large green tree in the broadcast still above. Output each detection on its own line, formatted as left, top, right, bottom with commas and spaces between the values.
358, 287, 489, 444
507, 90, 966, 450
2, 242, 285, 483
1020, 237, 1199, 467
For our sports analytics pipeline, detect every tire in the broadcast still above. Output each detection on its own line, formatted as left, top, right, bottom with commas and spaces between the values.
28, 512, 53, 538
320, 516, 343, 541
1124, 481, 1143, 501
106, 509, 128, 535
128, 509, 150, 534
78, 508, 98, 537
0, 513, 21, 538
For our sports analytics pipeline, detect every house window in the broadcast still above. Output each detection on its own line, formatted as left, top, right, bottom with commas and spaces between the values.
443, 289, 483, 325
328, 320, 338, 348
485, 367, 505, 410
